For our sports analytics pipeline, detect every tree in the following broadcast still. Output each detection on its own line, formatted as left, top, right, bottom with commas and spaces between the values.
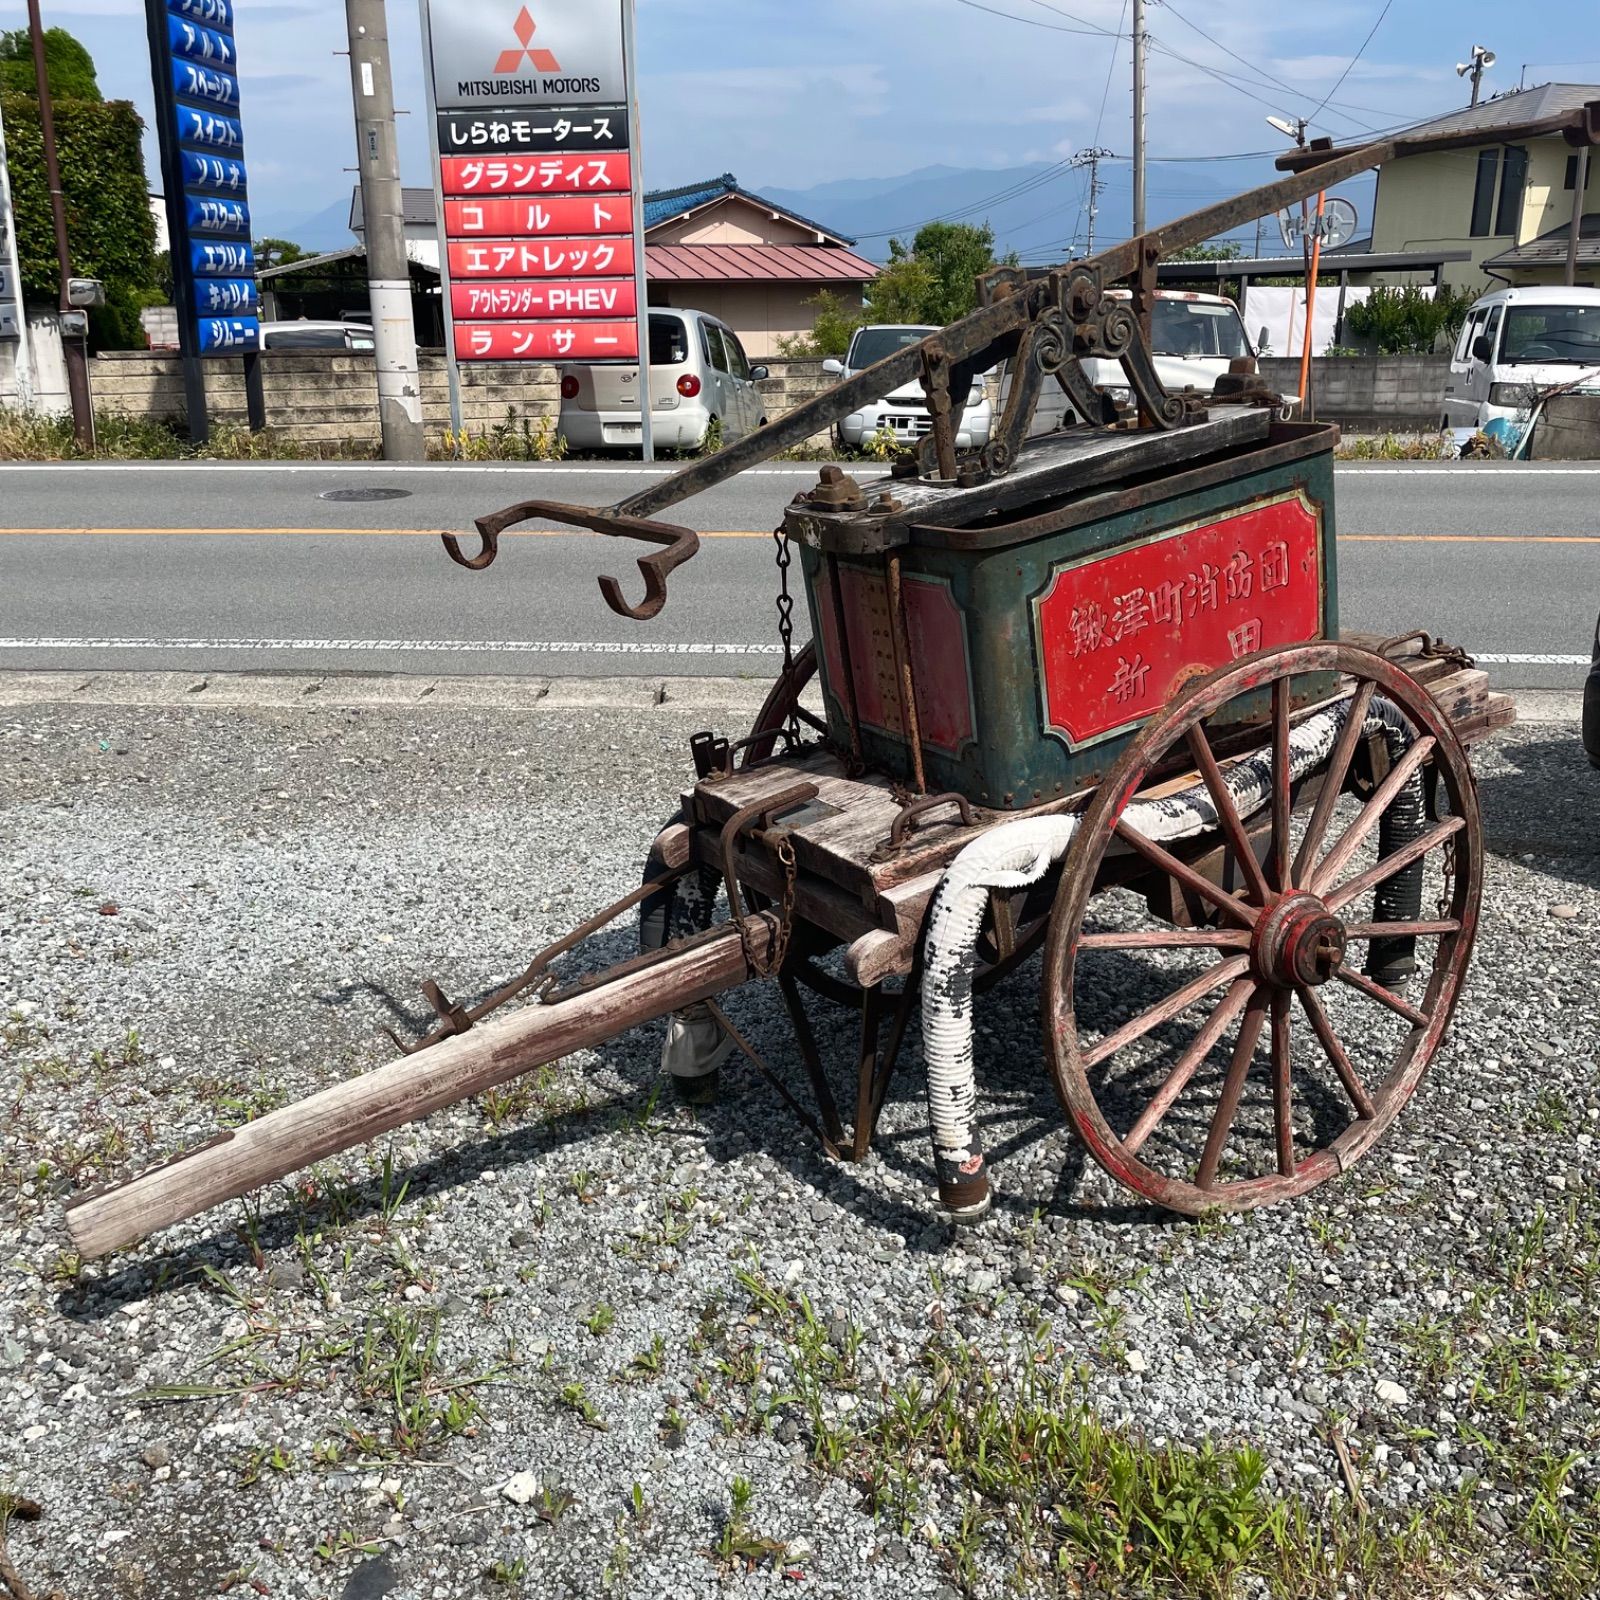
255, 238, 310, 268
872, 221, 1007, 326
1168, 241, 1242, 263
1345, 284, 1475, 355
1, 29, 158, 350
0, 28, 101, 101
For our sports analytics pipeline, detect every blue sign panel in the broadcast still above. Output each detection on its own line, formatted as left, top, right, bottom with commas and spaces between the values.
177, 106, 243, 151
190, 239, 255, 278
154, 0, 260, 360
168, 17, 236, 68
186, 195, 250, 237
173, 58, 240, 106
181, 151, 247, 193
194, 277, 259, 315
169, 0, 234, 28
197, 315, 259, 353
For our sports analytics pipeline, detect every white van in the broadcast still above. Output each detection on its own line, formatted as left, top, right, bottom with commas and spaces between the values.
1442, 285, 1600, 432
1000, 289, 1257, 432
556, 308, 768, 453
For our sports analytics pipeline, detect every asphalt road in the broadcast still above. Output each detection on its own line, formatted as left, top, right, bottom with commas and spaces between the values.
0, 458, 1595, 688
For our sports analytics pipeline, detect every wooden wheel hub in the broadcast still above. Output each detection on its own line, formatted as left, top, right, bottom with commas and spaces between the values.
1254, 895, 1346, 989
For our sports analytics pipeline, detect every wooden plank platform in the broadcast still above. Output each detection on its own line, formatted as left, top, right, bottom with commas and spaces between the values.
688, 636, 1514, 982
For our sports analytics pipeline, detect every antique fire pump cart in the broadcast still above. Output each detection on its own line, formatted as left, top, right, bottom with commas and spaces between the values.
69, 107, 1600, 1260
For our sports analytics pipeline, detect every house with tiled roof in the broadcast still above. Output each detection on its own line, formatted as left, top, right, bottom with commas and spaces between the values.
1369, 83, 1600, 289
334, 172, 876, 358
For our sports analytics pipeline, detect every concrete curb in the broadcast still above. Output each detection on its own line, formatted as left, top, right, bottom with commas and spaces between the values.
0, 671, 1579, 723
0, 669, 778, 713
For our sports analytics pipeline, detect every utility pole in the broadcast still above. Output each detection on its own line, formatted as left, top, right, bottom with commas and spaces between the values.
1071, 147, 1113, 256
25, 0, 92, 446
1131, 0, 1147, 236
344, 0, 425, 460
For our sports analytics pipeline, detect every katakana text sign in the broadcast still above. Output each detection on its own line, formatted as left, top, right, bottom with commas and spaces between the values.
454, 321, 638, 360
149, 0, 261, 355
425, 0, 642, 372
440, 153, 631, 196
446, 237, 634, 278
1035, 493, 1324, 748
451, 280, 635, 319
443, 195, 631, 237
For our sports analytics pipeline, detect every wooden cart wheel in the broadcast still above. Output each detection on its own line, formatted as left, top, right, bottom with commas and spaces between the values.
1043, 642, 1483, 1215
744, 641, 826, 764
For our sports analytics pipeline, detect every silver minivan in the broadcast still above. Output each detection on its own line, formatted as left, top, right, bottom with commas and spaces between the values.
557, 308, 768, 452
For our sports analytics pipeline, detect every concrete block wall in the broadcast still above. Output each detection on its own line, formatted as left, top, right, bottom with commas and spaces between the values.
1259, 355, 1449, 432
89, 350, 558, 453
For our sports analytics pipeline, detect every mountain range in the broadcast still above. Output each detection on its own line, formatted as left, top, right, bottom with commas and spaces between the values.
275, 159, 1375, 266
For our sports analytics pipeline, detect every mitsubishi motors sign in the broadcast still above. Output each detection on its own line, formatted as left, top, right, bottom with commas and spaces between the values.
425, 0, 624, 109
421, 0, 650, 446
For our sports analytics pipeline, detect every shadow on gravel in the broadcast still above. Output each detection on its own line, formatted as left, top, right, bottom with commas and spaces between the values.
1478, 731, 1600, 892
63, 918, 1189, 1317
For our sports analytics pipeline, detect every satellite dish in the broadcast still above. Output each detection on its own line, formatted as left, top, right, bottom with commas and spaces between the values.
1319, 197, 1359, 249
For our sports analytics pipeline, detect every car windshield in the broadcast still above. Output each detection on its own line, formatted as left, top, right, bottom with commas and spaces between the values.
1150, 301, 1249, 359
1499, 304, 1600, 363
849, 327, 933, 369
262, 328, 345, 349
649, 314, 688, 366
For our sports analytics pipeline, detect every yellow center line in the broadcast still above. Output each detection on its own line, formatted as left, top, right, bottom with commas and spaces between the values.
0, 527, 1597, 543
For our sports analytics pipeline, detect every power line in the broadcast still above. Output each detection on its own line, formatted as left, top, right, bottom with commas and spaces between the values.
948, 0, 1123, 36
1309, 0, 1394, 123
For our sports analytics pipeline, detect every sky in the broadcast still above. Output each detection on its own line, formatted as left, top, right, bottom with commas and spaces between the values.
2, 0, 1598, 249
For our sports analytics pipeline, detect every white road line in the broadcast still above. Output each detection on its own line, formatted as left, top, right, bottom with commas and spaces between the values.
0, 637, 785, 655
1474, 653, 1591, 665
1337, 466, 1600, 475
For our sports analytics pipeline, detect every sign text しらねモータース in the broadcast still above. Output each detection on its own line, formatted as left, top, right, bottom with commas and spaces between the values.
437, 105, 626, 154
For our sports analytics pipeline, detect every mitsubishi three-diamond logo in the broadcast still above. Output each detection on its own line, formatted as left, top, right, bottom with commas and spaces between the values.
494, 7, 561, 74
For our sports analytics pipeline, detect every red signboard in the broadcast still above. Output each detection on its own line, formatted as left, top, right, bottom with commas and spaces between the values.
447, 236, 634, 278
1035, 493, 1323, 747
454, 320, 639, 361
440, 152, 631, 196
445, 195, 633, 238
451, 279, 636, 320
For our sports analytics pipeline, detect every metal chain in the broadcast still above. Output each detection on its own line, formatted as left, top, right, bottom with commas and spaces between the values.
772, 523, 801, 746
738, 833, 799, 979
1438, 829, 1457, 924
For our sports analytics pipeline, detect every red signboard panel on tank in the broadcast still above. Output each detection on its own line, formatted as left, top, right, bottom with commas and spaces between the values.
446, 236, 634, 277
1034, 491, 1324, 749
454, 320, 639, 362
444, 196, 633, 239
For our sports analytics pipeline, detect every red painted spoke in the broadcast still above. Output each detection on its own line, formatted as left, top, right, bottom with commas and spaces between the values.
1334, 965, 1430, 1028
1341, 919, 1461, 940
1292, 678, 1376, 889
1297, 984, 1376, 1120
1324, 814, 1465, 913
1196, 991, 1268, 1190
1082, 954, 1251, 1071
1271, 677, 1292, 893
1185, 724, 1271, 906
1123, 977, 1253, 1156
1271, 989, 1295, 1177
1079, 929, 1250, 951
1312, 734, 1438, 894
1112, 819, 1259, 927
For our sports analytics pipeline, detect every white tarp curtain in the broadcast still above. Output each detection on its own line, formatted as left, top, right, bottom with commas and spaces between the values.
1243, 283, 1438, 359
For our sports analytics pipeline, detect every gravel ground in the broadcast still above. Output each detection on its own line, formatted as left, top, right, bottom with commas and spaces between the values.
1, 686, 1597, 1600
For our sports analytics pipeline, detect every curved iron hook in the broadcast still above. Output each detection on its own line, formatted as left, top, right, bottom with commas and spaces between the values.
438, 498, 700, 622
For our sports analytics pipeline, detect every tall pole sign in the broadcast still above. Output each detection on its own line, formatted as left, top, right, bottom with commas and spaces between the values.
145, 0, 266, 443
419, 0, 652, 459
0, 95, 34, 407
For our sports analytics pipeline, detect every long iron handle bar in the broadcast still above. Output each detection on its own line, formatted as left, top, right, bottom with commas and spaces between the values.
608, 103, 1598, 527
